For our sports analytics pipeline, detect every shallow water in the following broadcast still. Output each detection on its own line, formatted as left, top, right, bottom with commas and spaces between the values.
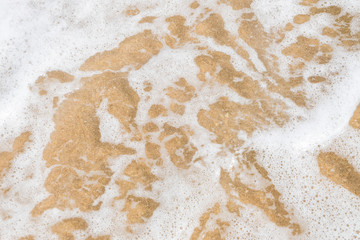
1, 0, 360, 239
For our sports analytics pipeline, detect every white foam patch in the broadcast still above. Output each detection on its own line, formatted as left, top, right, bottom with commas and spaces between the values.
247, 59, 360, 239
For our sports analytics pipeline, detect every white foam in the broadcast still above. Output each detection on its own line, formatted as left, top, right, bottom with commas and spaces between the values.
1, 0, 360, 239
